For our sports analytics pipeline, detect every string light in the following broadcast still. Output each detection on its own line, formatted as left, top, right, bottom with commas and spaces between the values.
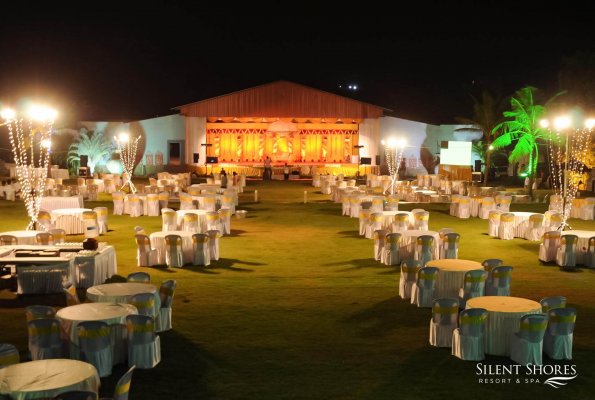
115, 133, 140, 193
382, 138, 406, 195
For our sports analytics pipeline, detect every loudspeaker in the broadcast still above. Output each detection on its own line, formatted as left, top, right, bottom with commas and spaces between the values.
193, 153, 199, 163
207, 156, 218, 164
80, 155, 88, 167
474, 160, 482, 172
360, 157, 371, 165
375, 155, 381, 166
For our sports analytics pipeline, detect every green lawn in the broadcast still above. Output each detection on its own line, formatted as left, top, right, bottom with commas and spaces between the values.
1, 179, 594, 399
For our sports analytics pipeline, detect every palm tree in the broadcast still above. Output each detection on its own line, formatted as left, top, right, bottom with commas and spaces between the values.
472, 140, 506, 168
455, 90, 509, 185
492, 86, 565, 196
68, 130, 114, 174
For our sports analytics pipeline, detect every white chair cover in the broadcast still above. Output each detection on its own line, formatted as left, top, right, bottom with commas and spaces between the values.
414, 235, 435, 267
146, 194, 160, 217
192, 234, 210, 266
497, 195, 512, 212
157, 280, 177, 332
580, 197, 595, 220
342, 197, 350, 216
112, 192, 124, 215
498, 213, 515, 240
127, 194, 142, 217
450, 195, 460, 216
135, 234, 158, 267
543, 308, 576, 360
93, 207, 108, 234
556, 235, 578, 267
411, 267, 438, 307
510, 314, 548, 366
162, 211, 177, 232
126, 315, 161, 369
219, 208, 231, 235
206, 230, 221, 261
399, 260, 421, 299
487, 210, 502, 237
525, 214, 544, 241
485, 266, 513, 296
414, 211, 429, 230
77, 321, 113, 378
28, 318, 62, 360
429, 298, 459, 347
87, 185, 99, 201
479, 197, 495, 219
365, 213, 383, 239
0, 343, 19, 369
549, 194, 562, 211
457, 196, 471, 219
165, 235, 184, 267
359, 210, 371, 236
158, 191, 170, 210
452, 308, 487, 361
373, 229, 389, 261
382, 233, 401, 265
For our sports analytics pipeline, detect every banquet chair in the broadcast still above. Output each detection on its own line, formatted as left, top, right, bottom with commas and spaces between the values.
386, 195, 399, 211
478, 197, 494, 219
135, 235, 158, 267
586, 236, 595, 268
206, 230, 221, 261
127, 272, 151, 283
549, 194, 562, 211
414, 235, 435, 267
312, 174, 321, 187
539, 231, 561, 262
429, 298, 459, 347
192, 234, 210, 266
540, 296, 566, 313
579, 197, 595, 220
485, 266, 513, 296
382, 233, 401, 265
136, 184, 146, 194
183, 213, 199, 233
438, 228, 454, 259
459, 181, 468, 196
371, 196, 384, 212
414, 211, 430, 229
366, 213, 383, 239
158, 192, 170, 210
127, 194, 142, 217
103, 365, 135, 400
94, 207, 108, 234
157, 279, 178, 332
206, 211, 223, 235
25, 305, 56, 322
77, 177, 86, 187
350, 195, 362, 218
393, 213, 410, 232
457, 196, 471, 219
28, 318, 61, 360
544, 307, 577, 360
0, 234, 18, 245
373, 229, 389, 261
37, 210, 55, 231
341, 197, 351, 216
77, 321, 113, 377
129, 293, 156, 318
556, 235, 578, 267
411, 267, 439, 307
62, 282, 81, 306
543, 210, 557, 227
149, 185, 159, 194
164, 235, 184, 268
83, 211, 99, 238
221, 195, 235, 214
126, 315, 161, 369
417, 174, 424, 187
162, 211, 177, 232
423, 175, 431, 188
158, 179, 168, 187
359, 209, 371, 236
498, 213, 515, 240
549, 213, 563, 231
497, 195, 512, 212
458, 270, 486, 309
205, 188, 217, 195
510, 314, 549, 366
203, 194, 218, 211
443, 233, 460, 260
54, 391, 97, 400
87, 184, 99, 201
487, 210, 503, 237
444, 180, 452, 194
104, 179, 116, 194
92, 173, 99, 179
145, 194, 159, 217
219, 208, 231, 235
0, 343, 19, 369
450, 194, 461, 216
481, 258, 502, 289
149, 177, 157, 186
452, 308, 488, 361
525, 214, 544, 242
399, 260, 422, 299
50, 229, 66, 244
135, 226, 146, 235
36, 232, 54, 246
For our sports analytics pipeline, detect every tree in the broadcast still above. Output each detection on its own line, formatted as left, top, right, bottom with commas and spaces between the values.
455, 90, 509, 185
472, 141, 506, 168
67, 130, 114, 174
492, 86, 565, 196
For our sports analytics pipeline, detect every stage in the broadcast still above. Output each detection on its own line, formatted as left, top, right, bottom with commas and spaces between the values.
187, 162, 379, 177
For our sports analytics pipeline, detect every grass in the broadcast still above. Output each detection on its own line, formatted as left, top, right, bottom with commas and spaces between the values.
1, 179, 594, 399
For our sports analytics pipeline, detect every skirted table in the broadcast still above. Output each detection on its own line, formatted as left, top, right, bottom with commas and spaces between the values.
399, 230, 440, 261
0, 359, 100, 399
380, 211, 414, 229
74, 245, 118, 288
561, 230, 595, 266
425, 259, 483, 299
86, 282, 161, 319
57, 302, 138, 365
51, 208, 92, 235
40, 196, 84, 213
175, 210, 208, 231
0, 230, 45, 245
466, 296, 542, 356
150, 230, 195, 264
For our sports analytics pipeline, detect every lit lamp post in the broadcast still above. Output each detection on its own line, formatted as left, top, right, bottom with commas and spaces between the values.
1, 106, 57, 230
541, 116, 593, 229
381, 138, 406, 195
114, 132, 140, 193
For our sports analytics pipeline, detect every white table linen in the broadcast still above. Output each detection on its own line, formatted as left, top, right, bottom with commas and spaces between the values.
399, 230, 439, 260
51, 208, 92, 235
510, 212, 537, 238
0, 230, 44, 245
561, 230, 595, 266
175, 210, 208, 231
426, 259, 484, 299
150, 231, 194, 264
16, 260, 73, 294
380, 211, 415, 229
192, 194, 222, 209
51, 169, 70, 180
86, 282, 161, 317
40, 196, 84, 212
75, 245, 117, 288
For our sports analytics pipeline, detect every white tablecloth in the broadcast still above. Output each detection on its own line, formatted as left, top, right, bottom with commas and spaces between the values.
150, 231, 194, 264
16, 260, 74, 294
561, 230, 595, 266
9, 167, 46, 179
426, 259, 484, 299
0, 360, 100, 400
175, 210, 208, 231
51, 208, 91, 235
86, 282, 161, 317
192, 194, 222, 209
88, 179, 105, 193
75, 245, 117, 288
510, 212, 537, 238
381, 211, 414, 229
40, 196, 84, 212
0, 230, 44, 245
51, 169, 70, 180
466, 296, 541, 356
57, 302, 138, 365
399, 230, 439, 260
123, 195, 148, 215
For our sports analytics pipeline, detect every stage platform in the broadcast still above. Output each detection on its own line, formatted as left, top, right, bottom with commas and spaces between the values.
187, 163, 379, 177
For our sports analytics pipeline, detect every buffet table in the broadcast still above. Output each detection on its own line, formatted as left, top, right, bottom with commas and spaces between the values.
40, 196, 84, 212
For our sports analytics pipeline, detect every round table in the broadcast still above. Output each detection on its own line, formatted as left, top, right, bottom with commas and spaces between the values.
0, 230, 44, 245
509, 212, 538, 238
399, 230, 439, 261
426, 259, 483, 299
466, 296, 542, 356
51, 208, 92, 235
380, 211, 414, 229
86, 282, 161, 318
40, 196, 84, 213
0, 359, 100, 399
56, 302, 138, 365
175, 210, 208, 231
150, 230, 195, 264
562, 230, 595, 266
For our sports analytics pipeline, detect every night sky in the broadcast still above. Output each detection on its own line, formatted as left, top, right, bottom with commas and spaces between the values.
1, 3, 594, 126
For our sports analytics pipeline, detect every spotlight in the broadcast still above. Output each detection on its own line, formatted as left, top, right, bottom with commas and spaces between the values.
387, 138, 396, 148
586, 119, 595, 129
398, 139, 406, 148
1, 109, 15, 120
540, 119, 549, 128
118, 133, 130, 142
41, 139, 51, 149
554, 117, 570, 129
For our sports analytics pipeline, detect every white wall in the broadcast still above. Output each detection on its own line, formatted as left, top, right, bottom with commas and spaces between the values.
358, 118, 379, 165
131, 114, 185, 165
184, 117, 207, 166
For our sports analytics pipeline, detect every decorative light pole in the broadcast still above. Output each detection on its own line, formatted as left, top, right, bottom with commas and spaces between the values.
381, 138, 406, 195
114, 133, 140, 193
541, 117, 593, 229
1, 106, 57, 230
